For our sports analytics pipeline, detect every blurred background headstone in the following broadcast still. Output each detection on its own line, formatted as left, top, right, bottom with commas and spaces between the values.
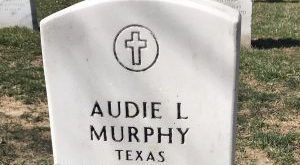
0, 0, 37, 29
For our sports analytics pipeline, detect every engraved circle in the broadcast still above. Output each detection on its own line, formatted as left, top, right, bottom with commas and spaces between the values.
114, 25, 159, 72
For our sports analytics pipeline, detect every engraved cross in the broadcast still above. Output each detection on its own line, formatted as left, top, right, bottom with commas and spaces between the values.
125, 31, 147, 65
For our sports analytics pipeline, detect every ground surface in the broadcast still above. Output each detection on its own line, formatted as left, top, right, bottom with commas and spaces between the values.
0, 0, 299, 164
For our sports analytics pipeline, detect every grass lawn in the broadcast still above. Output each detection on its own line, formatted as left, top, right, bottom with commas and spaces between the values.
0, 0, 299, 164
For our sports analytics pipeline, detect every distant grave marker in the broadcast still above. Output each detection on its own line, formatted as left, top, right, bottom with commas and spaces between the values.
211, 0, 253, 47
0, 0, 37, 29
41, 0, 241, 164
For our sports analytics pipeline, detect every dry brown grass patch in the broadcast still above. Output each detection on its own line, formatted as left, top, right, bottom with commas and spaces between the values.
0, 96, 31, 117
31, 56, 44, 67
265, 115, 300, 134
236, 147, 276, 165
0, 96, 49, 128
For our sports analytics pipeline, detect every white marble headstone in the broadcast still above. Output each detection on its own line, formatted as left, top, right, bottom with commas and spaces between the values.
41, 0, 240, 164
0, 0, 37, 29
209, 0, 252, 47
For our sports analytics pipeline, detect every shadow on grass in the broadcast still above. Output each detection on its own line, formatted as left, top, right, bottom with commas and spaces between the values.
0, 113, 52, 164
8, 125, 52, 153
252, 38, 300, 49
